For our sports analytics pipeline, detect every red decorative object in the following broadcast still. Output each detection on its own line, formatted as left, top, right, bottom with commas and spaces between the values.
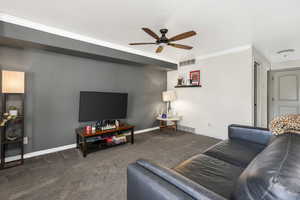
190, 70, 200, 85
106, 137, 113, 143
85, 125, 92, 132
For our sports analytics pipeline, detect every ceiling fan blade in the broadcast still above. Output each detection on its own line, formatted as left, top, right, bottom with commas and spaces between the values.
156, 46, 164, 53
168, 43, 193, 50
129, 42, 156, 45
142, 28, 160, 40
169, 31, 196, 42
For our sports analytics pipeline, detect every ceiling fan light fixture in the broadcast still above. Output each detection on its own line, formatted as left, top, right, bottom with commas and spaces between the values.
277, 49, 295, 58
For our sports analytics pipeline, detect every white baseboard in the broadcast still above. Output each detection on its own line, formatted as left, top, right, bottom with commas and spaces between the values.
25, 144, 77, 159
2, 126, 159, 163
132, 126, 159, 134
3, 144, 77, 163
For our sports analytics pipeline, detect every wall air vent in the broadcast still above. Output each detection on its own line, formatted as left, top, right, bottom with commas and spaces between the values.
179, 59, 196, 67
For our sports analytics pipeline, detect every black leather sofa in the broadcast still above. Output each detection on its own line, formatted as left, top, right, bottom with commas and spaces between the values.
127, 124, 300, 200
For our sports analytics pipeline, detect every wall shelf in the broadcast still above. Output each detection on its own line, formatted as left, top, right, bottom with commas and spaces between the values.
174, 85, 202, 88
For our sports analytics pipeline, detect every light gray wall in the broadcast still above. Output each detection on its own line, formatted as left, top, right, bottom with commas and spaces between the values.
0, 46, 167, 153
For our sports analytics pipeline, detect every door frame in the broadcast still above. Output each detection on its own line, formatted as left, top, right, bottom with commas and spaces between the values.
267, 70, 271, 127
253, 61, 260, 127
267, 67, 300, 126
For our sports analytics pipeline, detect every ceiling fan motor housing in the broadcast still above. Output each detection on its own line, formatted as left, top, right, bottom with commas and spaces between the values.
158, 29, 169, 43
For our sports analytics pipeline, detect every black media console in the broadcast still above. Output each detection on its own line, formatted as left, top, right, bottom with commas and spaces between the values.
75, 124, 134, 157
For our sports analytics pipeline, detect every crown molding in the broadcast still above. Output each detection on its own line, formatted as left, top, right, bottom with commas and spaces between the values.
0, 13, 177, 64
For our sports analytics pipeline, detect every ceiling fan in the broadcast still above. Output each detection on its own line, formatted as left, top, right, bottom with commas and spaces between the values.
129, 28, 196, 53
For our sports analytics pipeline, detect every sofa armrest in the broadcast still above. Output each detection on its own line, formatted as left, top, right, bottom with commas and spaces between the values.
127, 159, 226, 200
228, 124, 272, 145
127, 163, 195, 200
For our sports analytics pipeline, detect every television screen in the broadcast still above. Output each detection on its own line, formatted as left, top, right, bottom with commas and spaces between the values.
79, 91, 128, 122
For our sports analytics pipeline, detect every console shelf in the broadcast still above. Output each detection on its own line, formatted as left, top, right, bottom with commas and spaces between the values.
175, 85, 202, 88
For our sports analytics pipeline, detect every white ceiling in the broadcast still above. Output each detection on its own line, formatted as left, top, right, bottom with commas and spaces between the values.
1, 0, 300, 63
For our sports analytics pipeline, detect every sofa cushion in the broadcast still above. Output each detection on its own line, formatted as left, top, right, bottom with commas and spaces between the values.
233, 133, 300, 200
135, 159, 226, 200
203, 139, 265, 168
174, 154, 243, 199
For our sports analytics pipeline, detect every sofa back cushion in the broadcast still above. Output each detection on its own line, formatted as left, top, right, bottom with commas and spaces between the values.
233, 133, 300, 200
228, 124, 272, 145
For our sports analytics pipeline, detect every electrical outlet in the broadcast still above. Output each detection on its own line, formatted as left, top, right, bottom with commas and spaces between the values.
23, 136, 28, 144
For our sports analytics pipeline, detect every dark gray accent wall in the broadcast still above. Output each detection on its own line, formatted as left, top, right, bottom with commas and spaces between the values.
0, 46, 167, 153
0, 21, 177, 69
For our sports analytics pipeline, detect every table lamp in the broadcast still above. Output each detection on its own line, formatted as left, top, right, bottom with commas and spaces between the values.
162, 90, 177, 117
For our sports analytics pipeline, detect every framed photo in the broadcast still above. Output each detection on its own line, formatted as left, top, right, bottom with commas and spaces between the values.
190, 70, 200, 85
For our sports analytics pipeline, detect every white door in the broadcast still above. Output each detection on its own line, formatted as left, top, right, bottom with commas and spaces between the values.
269, 69, 300, 121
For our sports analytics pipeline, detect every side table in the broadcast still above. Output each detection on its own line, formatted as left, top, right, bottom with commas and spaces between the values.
156, 116, 182, 131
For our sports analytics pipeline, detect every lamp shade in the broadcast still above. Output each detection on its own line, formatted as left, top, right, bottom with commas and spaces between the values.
162, 90, 177, 102
2, 70, 25, 93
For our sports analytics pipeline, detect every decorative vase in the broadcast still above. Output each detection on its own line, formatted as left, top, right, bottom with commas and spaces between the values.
9, 110, 18, 116
177, 78, 184, 86
6, 127, 19, 141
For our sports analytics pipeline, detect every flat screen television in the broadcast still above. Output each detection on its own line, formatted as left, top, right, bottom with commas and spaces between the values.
79, 91, 128, 122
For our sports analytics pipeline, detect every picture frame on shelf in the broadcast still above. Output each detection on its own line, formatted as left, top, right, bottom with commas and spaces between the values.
190, 70, 200, 85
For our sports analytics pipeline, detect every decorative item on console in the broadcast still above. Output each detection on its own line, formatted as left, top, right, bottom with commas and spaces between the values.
161, 113, 167, 119
190, 70, 200, 85
85, 125, 92, 133
0, 113, 21, 141
177, 72, 190, 86
177, 75, 184, 86
8, 106, 18, 116
176, 70, 200, 87
100, 120, 117, 130
112, 134, 127, 144
0, 113, 17, 127
6, 123, 22, 141
115, 120, 120, 128
85, 120, 122, 133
